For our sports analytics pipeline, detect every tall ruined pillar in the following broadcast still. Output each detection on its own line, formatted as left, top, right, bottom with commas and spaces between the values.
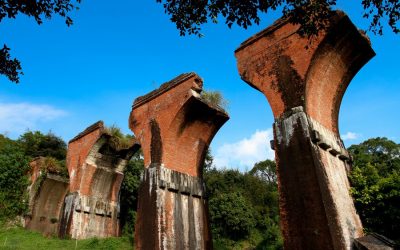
129, 73, 229, 249
235, 11, 375, 249
60, 121, 140, 239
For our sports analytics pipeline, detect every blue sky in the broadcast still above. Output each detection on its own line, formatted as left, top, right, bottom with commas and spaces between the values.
0, 1, 399, 170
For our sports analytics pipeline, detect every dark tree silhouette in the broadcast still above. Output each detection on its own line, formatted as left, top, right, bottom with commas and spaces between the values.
0, 0, 81, 83
156, 0, 399, 37
0, 45, 22, 83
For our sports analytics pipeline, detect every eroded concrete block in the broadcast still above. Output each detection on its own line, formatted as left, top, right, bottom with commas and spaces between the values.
235, 11, 375, 250
129, 73, 229, 249
59, 121, 140, 239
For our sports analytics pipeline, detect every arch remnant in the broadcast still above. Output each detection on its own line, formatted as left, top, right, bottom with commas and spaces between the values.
235, 11, 375, 249
129, 73, 229, 249
24, 157, 69, 236
59, 121, 140, 239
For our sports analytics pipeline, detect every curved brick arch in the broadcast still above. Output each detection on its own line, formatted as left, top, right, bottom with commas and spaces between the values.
165, 95, 228, 176
60, 121, 140, 239
304, 17, 375, 134
24, 157, 69, 237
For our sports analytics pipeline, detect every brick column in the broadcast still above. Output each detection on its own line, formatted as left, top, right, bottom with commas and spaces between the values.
60, 121, 140, 239
129, 73, 229, 249
235, 11, 375, 249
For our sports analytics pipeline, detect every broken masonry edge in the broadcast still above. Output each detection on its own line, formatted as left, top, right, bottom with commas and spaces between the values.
132, 72, 201, 109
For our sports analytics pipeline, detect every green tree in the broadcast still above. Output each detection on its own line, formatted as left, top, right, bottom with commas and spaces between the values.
17, 131, 67, 161
209, 191, 256, 239
203, 148, 214, 173
0, 135, 30, 220
119, 150, 144, 239
0, 132, 69, 221
157, 0, 399, 37
249, 159, 277, 183
1, 0, 81, 83
348, 137, 400, 242
204, 157, 282, 249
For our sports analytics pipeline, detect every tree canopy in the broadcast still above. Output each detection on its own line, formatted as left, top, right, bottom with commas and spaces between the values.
17, 130, 67, 161
0, 131, 68, 221
0, 0, 81, 83
156, 0, 400, 37
1, 129, 399, 246
348, 137, 400, 243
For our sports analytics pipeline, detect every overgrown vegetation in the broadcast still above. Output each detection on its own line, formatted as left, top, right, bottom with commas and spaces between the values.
119, 150, 144, 241
0, 135, 30, 220
104, 125, 134, 150
1, 127, 399, 248
348, 137, 400, 243
205, 156, 282, 249
0, 131, 67, 222
201, 90, 229, 111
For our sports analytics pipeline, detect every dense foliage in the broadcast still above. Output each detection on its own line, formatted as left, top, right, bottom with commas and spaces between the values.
17, 131, 67, 161
157, 0, 400, 37
205, 158, 282, 249
0, 131, 67, 221
119, 150, 144, 240
348, 137, 400, 243
0, 45, 22, 83
1, 128, 399, 247
0, 135, 30, 219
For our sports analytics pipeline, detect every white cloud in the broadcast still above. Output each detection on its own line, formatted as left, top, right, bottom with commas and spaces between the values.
341, 132, 359, 141
0, 102, 67, 135
214, 129, 275, 171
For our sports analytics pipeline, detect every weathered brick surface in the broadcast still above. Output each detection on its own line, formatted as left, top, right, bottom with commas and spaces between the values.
235, 11, 375, 250
130, 73, 229, 249
60, 121, 140, 239
25, 158, 69, 237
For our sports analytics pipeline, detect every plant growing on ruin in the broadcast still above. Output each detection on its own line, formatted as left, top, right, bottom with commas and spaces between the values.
104, 125, 134, 150
42, 157, 69, 178
201, 90, 229, 111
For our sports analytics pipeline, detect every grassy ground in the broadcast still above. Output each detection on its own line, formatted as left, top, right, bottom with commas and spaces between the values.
0, 226, 133, 250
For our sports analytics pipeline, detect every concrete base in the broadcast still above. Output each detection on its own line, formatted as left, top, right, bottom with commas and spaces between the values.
135, 165, 212, 249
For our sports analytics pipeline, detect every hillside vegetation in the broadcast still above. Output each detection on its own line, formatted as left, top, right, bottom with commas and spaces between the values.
0, 130, 399, 248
